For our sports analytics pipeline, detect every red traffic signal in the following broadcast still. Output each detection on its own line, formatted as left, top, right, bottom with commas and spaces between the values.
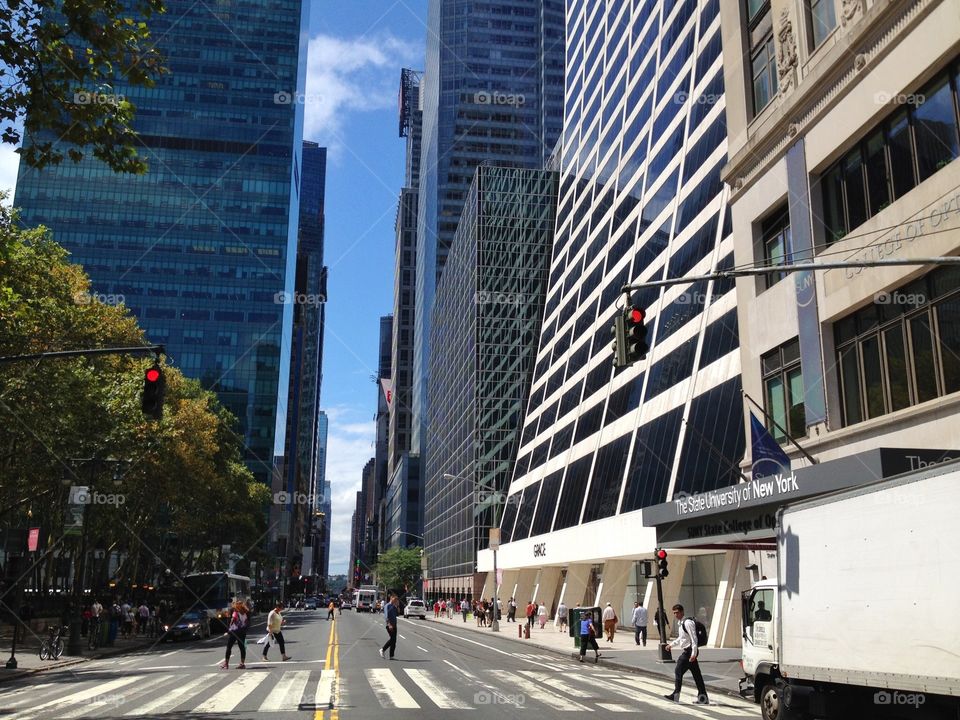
656, 549, 667, 560
656, 548, 669, 579
629, 307, 645, 323
145, 367, 161, 383
141, 365, 166, 420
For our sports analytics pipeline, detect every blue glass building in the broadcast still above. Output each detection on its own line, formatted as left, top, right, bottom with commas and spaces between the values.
14, 0, 310, 486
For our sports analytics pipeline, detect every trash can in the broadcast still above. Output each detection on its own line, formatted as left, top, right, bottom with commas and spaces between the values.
569, 606, 601, 649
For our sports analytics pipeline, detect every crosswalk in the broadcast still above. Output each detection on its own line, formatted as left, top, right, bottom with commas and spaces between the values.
0, 663, 758, 717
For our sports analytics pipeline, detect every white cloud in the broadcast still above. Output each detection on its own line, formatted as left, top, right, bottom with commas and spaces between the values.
302, 32, 421, 152
323, 404, 376, 574
0, 144, 21, 206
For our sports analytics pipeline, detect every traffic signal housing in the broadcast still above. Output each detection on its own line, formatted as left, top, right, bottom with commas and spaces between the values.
141, 365, 166, 420
625, 306, 649, 364
656, 548, 669, 579
611, 311, 629, 367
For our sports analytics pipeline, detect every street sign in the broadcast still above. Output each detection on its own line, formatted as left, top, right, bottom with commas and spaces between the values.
27, 528, 39, 552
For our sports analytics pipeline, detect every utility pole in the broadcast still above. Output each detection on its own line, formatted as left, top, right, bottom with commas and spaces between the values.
489, 528, 500, 632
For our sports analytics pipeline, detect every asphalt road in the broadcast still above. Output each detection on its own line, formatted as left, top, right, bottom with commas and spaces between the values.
0, 608, 759, 719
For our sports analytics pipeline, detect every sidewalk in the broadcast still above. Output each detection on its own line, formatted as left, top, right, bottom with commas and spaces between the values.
427, 611, 746, 698
0, 632, 156, 684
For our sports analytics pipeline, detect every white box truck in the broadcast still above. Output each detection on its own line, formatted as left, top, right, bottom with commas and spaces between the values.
356, 586, 378, 613
740, 460, 960, 719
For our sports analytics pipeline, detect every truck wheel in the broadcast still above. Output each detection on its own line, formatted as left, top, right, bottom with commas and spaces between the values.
760, 684, 780, 720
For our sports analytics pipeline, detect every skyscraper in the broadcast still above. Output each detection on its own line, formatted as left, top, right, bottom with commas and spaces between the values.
412, 0, 566, 458
13, 0, 310, 488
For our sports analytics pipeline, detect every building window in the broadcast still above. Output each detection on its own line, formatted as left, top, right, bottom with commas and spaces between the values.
807, 0, 837, 49
835, 267, 960, 426
760, 204, 791, 289
761, 338, 805, 442
817, 61, 960, 244
748, 0, 778, 116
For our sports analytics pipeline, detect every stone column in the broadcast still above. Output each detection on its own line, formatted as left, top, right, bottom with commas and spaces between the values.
533, 566, 562, 615
593, 559, 633, 610
558, 563, 591, 610
708, 549, 755, 648
513, 568, 539, 609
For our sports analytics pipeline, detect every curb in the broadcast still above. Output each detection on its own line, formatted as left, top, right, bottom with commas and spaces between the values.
426, 618, 745, 700
0, 641, 153, 684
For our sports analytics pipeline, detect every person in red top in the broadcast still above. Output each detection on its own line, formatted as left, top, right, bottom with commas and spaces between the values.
526, 601, 536, 628
219, 600, 251, 669
433, 600, 441, 618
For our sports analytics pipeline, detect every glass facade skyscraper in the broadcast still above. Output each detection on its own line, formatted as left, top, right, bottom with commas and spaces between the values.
412, 0, 566, 457
424, 166, 558, 595
13, 0, 309, 486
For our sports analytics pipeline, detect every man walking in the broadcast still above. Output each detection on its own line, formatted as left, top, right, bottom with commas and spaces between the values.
662, 604, 708, 705
507, 597, 516, 622
262, 601, 290, 662
602, 602, 618, 642
379, 595, 399, 660
460, 598, 469, 622
632, 600, 648, 646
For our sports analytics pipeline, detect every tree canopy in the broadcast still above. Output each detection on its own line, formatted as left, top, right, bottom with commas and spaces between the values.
0, 0, 167, 173
373, 547, 423, 596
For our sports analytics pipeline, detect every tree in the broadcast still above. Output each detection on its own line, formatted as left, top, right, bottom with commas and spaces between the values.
0, 0, 167, 173
373, 548, 422, 596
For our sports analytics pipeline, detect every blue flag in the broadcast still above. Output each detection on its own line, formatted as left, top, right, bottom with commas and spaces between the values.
750, 412, 791, 479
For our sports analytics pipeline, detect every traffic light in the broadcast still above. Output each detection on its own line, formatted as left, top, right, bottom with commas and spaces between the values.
624, 306, 649, 364
141, 365, 166, 420
611, 310, 629, 367
656, 548, 668, 579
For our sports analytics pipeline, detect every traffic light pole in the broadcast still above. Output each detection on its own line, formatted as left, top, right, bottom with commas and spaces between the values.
655, 570, 673, 663
0, 344, 164, 365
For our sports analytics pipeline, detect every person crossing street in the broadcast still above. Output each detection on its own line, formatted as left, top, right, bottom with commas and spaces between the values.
662, 604, 709, 705
261, 601, 290, 662
379, 595, 399, 660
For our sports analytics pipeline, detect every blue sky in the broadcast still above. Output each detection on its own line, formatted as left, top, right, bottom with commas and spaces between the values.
0, 1, 428, 576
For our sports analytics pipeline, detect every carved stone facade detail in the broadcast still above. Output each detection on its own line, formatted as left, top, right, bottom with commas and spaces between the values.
841, 0, 864, 28
777, 5, 798, 94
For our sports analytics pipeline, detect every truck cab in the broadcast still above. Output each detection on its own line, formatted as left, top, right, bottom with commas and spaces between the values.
740, 579, 780, 719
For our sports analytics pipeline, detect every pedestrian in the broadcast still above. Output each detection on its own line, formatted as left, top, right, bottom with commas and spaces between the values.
327, 599, 336, 620
434, 600, 440, 618
447, 598, 454, 619
461, 598, 469, 622
578, 611, 601, 663
632, 601, 648, 646
379, 594, 399, 660
81, 606, 92, 637
537, 602, 547, 629
219, 599, 251, 669
137, 602, 150, 635
525, 600, 536, 628
662, 604, 709, 705
602, 602, 618, 642
557, 601, 568, 633
120, 600, 133, 638
261, 601, 290, 662
108, 600, 121, 645
507, 597, 517, 622
440, 599, 446, 618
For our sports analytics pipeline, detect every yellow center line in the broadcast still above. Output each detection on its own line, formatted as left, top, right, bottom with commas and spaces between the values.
316, 617, 337, 720
331, 617, 340, 720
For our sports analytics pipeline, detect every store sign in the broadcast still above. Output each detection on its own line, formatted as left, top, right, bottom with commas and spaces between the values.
27, 528, 39, 552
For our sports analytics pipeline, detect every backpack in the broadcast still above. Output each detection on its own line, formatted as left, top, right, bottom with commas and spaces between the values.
685, 617, 708, 646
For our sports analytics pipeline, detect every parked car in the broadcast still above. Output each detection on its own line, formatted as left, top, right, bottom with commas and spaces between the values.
304, 597, 318, 610
162, 610, 211, 641
403, 599, 427, 619
341, 600, 352, 610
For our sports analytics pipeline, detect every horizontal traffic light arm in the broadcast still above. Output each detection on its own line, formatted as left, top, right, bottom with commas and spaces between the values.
0, 344, 165, 365
620, 256, 960, 295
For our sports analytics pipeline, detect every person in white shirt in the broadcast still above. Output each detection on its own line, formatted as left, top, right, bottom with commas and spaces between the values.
262, 601, 290, 662
601, 602, 618, 642
537, 602, 547, 629
556, 601, 568, 633
632, 601, 648, 646
662, 604, 708, 704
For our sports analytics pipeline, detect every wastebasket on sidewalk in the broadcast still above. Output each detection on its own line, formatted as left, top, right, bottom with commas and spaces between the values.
569, 606, 600, 649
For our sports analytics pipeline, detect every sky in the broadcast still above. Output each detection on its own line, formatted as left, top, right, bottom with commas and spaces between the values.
0, 1, 429, 576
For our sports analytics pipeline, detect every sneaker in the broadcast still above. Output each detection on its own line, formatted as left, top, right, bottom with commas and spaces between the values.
261, 655, 268, 662
282, 655, 291, 661
578, 656, 584, 662
379, 648, 384, 658
663, 694, 677, 702
219, 662, 229, 670
595, 654, 601, 663
237, 663, 246, 669
694, 696, 710, 705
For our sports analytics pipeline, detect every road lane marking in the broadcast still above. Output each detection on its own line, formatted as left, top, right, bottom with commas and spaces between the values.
597, 703, 634, 712
417, 645, 428, 652
259, 669, 310, 711
413, 623, 561, 670
404, 669, 474, 709
11, 675, 140, 719
160, 650, 178, 657
316, 669, 338, 709
194, 672, 268, 713
518, 670, 597, 698
366, 668, 420, 708
485, 670, 591, 712
125, 674, 209, 716
57, 674, 178, 718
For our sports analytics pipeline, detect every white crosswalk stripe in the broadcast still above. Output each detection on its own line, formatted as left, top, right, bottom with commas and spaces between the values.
518, 670, 597, 698
124, 674, 209, 716
9, 675, 141, 720
403, 668, 474, 709
56, 674, 179, 718
258, 669, 311, 712
193, 671, 268, 714
315, 668, 338, 709
483, 670, 592, 712
596, 703, 635, 712
366, 667, 420, 708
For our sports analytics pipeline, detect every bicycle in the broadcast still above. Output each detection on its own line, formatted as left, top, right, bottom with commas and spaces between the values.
39, 625, 65, 661
88, 617, 102, 650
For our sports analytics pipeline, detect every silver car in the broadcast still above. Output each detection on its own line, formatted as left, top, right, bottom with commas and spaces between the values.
403, 599, 427, 619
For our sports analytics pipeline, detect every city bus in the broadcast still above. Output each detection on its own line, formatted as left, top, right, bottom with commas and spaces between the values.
181, 572, 252, 629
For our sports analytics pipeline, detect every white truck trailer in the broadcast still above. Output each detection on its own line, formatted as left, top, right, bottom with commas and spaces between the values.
355, 586, 378, 613
740, 459, 960, 719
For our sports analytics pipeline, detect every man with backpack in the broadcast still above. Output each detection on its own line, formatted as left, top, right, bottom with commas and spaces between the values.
662, 603, 709, 705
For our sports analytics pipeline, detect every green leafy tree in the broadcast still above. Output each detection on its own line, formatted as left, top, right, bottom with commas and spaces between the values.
374, 547, 422, 596
0, 0, 167, 173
